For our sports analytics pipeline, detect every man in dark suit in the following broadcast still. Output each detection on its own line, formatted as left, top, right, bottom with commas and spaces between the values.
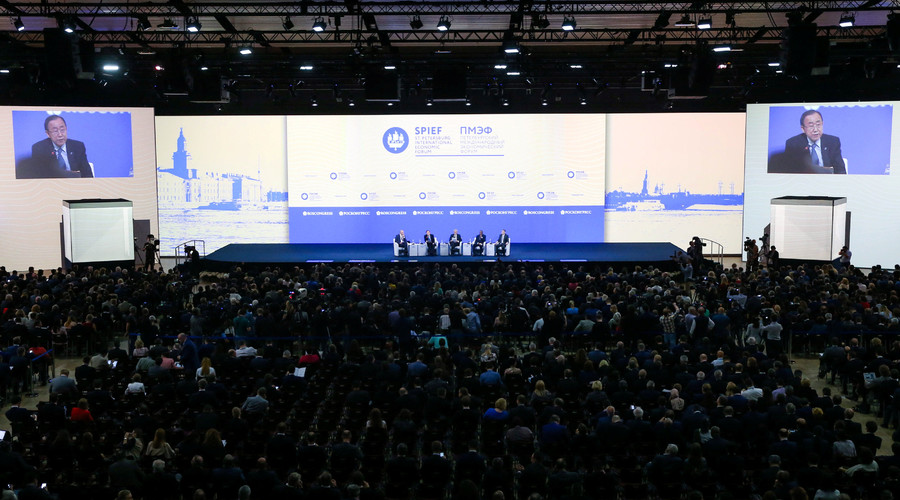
495, 229, 510, 256
394, 230, 409, 256
178, 333, 200, 378
448, 229, 462, 255
424, 230, 437, 256
27, 115, 93, 178
473, 230, 487, 256
771, 109, 845, 174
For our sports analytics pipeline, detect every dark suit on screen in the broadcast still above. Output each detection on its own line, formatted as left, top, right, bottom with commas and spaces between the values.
473, 232, 487, 256
449, 232, 462, 255
424, 233, 437, 256
394, 233, 409, 256
770, 133, 845, 174
495, 232, 510, 256
28, 138, 93, 178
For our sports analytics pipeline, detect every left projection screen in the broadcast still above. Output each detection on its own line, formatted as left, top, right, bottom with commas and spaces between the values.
0, 106, 158, 270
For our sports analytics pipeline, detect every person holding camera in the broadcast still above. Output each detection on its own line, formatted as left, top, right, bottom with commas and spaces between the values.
836, 246, 851, 270
143, 234, 159, 272
744, 238, 759, 272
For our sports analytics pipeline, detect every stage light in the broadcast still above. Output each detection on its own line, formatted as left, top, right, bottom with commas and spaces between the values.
426, 97, 433, 106
502, 96, 509, 106
839, 13, 855, 28
409, 15, 423, 30
13, 17, 24, 32
768, 62, 781, 67
186, 16, 201, 32
136, 15, 151, 31
60, 18, 76, 33
157, 18, 178, 30
502, 39, 520, 54
674, 14, 694, 27
697, 17, 712, 30
494, 64, 507, 70
506, 66, 521, 76
312, 17, 327, 32
384, 64, 396, 70
465, 98, 471, 106
561, 16, 576, 31
347, 98, 355, 107
300, 65, 314, 70
310, 96, 318, 107
283, 16, 294, 30
570, 64, 582, 69
532, 14, 549, 29
102, 63, 120, 72
712, 45, 732, 52
437, 15, 451, 31
239, 45, 252, 55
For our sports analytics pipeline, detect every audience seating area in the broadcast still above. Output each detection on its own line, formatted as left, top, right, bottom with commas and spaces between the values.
0, 258, 898, 500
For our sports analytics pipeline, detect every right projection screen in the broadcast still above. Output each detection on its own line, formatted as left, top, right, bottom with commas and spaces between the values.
744, 102, 900, 267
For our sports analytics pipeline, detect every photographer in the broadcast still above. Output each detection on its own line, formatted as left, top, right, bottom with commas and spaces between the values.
688, 236, 706, 272
143, 234, 159, 272
744, 238, 759, 272
835, 246, 851, 270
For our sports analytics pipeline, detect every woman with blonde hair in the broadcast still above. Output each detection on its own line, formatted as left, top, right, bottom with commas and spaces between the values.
483, 397, 509, 421
197, 357, 216, 379
132, 338, 148, 359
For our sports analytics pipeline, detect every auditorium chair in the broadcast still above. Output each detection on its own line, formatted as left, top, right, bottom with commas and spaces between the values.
393, 240, 408, 257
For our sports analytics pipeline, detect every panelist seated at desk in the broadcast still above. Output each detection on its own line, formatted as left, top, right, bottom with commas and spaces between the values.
424, 230, 437, 256
394, 230, 409, 256
495, 229, 510, 256
449, 229, 463, 255
473, 230, 487, 256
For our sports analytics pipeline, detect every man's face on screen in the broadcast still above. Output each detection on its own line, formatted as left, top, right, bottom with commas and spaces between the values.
45, 118, 68, 147
801, 112, 823, 142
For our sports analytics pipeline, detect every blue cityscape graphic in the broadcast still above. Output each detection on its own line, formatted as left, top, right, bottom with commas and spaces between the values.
605, 170, 743, 211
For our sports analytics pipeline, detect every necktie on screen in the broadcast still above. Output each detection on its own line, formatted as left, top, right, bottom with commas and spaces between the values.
810, 143, 820, 166
57, 147, 68, 170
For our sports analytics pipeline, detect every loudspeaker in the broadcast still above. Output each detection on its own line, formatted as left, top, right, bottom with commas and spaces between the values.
364, 70, 400, 101
781, 24, 825, 76
432, 68, 467, 101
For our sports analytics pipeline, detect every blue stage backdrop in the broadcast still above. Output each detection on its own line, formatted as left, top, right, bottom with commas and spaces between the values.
13, 110, 134, 178
766, 104, 892, 175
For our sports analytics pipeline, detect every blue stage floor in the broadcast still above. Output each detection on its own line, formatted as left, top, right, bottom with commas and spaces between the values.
206, 242, 681, 264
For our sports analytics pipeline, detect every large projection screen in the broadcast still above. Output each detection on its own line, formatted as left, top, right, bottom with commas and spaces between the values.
155, 116, 289, 255
287, 114, 606, 244
744, 102, 900, 267
0, 106, 158, 270
157, 113, 749, 256
604, 113, 745, 254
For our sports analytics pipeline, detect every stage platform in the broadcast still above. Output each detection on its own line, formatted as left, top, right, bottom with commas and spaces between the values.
205, 242, 682, 265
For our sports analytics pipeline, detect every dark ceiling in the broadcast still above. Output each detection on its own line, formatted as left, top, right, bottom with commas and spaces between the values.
1, 1, 899, 113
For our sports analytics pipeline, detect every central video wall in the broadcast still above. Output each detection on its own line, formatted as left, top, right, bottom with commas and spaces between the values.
156, 112, 746, 257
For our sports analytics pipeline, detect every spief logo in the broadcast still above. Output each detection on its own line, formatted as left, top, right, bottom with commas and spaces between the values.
383, 127, 409, 154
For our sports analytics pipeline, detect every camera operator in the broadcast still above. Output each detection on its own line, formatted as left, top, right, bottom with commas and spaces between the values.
745, 238, 759, 272
143, 234, 159, 272
689, 236, 706, 272
836, 246, 851, 270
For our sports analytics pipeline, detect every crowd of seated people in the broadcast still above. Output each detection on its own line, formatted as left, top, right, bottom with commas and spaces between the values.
0, 258, 898, 499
